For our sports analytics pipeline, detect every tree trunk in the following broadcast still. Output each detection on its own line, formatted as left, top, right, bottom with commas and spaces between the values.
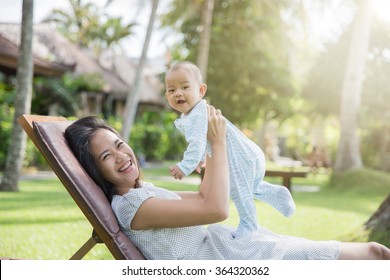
334, 0, 373, 174
379, 122, 390, 172
121, 0, 159, 142
365, 194, 390, 231
0, 0, 34, 192
196, 0, 214, 83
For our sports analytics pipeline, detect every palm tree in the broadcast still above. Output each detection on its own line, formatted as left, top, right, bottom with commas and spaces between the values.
120, 0, 214, 140
162, 0, 214, 78
43, 0, 101, 48
334, 0, 373, 173
197, 0, 214, 82
93, 17, 135, 54
121, 0, 159, 142
0, 0, 34, 192
43, 0, 134, 54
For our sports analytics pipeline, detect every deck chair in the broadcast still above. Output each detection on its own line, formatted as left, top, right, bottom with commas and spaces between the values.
18, 114, 145, 260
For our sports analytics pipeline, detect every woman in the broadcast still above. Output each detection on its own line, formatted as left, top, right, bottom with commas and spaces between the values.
64, 106, 390, 260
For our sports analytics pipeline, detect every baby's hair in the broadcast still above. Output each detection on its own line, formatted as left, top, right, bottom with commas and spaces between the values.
166, 61, 203, 84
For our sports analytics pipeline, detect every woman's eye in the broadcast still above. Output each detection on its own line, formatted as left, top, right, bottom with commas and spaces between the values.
103, 154, 110, 160
117, 141, 124, 148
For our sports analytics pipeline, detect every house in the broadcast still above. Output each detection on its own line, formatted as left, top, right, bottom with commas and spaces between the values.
0, 22, 166, 117
0, 33, 73, 77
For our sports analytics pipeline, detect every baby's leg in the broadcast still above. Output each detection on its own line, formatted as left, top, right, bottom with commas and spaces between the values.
229, 162, 259, 237
253, 180, 295, 217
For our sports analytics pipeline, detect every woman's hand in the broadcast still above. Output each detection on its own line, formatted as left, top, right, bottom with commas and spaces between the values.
207, 105, 226, 146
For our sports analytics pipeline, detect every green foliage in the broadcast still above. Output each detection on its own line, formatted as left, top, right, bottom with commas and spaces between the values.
131, 111, 186, 162
32, 73, 105, 117
280, 113, 339, 161
326, 168, 390, 247
0, 74, 16, 169
131, 124, 168, 161
32, 76, 76, 116
327, 168, 390, 195
163, 0, 295, 126
90, 17, 135, 53
107, 110, 187, 162
362, 19, 390, 120
360, 125, 385, 169
0, 72, 106, 169
23, 140, 49, 169
301, 27, 350, 117
301, 18, 390, 171
302, 20, 390, 119
62, 72, 105, 92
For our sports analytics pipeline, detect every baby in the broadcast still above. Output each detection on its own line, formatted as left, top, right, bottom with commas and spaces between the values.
165, 61, 295, 237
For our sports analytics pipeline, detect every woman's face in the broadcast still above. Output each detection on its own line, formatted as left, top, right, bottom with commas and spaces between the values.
90, 128, 139, 194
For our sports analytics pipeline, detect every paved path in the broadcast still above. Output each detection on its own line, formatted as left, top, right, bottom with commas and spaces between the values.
19, 171, 57, 180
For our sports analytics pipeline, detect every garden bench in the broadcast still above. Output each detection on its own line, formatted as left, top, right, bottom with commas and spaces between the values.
265, 170, 309, 191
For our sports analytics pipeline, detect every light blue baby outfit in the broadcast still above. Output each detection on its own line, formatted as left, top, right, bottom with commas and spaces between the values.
174, 100, 295, 236
111, 182, 340, 260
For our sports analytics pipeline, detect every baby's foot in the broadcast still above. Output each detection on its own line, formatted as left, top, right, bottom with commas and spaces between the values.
254, 181, 295, 217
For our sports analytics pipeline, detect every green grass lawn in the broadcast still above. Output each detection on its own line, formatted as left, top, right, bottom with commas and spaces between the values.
0, 166, 389, 259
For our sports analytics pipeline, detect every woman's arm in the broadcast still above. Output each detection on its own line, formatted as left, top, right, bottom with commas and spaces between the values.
131, 106, 229, 230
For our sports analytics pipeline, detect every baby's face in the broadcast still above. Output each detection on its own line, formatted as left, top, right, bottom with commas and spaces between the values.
165, 69, 203, 115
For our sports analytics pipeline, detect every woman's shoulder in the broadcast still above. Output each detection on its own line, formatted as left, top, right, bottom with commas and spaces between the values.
111, 182, 159, 219
112, 182, 156, 205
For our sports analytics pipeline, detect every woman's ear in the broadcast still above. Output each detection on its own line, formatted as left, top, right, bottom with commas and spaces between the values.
199, 83, 207, 97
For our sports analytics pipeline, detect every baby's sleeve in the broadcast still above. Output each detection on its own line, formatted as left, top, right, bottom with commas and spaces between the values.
177, 111, 208, 176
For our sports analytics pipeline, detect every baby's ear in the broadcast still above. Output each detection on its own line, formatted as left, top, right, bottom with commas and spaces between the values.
199, 83, 207, 97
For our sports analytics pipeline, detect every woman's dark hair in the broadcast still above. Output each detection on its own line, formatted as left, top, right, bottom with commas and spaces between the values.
64, 116, 136, 202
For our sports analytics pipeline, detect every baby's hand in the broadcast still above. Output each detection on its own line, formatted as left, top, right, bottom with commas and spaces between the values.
169, 165, 185, 180
195, 161, 206, 173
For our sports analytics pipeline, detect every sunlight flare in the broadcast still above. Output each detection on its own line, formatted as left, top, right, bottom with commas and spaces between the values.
373, 0, 390, 23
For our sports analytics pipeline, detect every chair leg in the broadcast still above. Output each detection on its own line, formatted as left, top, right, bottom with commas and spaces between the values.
69, 236, 98, 260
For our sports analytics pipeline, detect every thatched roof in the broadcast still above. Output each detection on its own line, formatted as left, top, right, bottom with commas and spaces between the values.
0, 31, 73, 76
109, 55, 166, 105
0, 23, 166, 106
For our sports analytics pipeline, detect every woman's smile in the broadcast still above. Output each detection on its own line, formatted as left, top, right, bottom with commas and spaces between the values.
90, 129, 140, 190
118, 160, 133, 173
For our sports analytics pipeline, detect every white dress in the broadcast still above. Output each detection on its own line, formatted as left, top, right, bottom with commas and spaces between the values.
111, 181, 340, 260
